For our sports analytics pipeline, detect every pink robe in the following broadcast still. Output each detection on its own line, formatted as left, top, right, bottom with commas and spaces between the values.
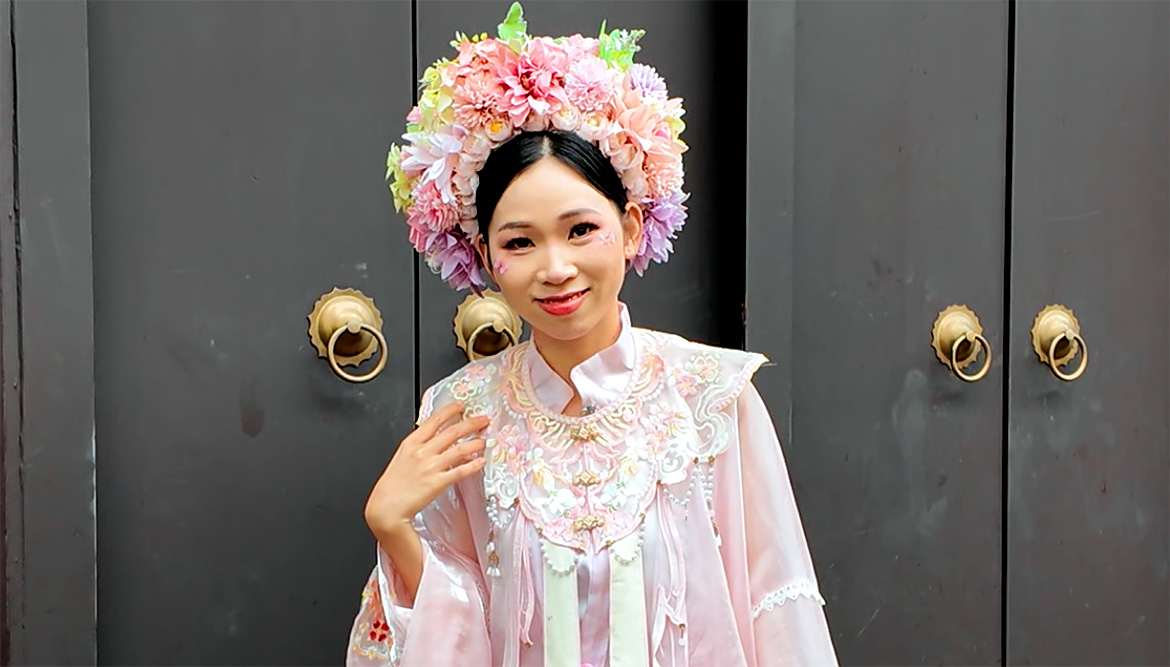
347, 306, 837, 666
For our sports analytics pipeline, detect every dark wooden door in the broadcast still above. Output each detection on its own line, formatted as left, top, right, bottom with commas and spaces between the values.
4, 1, 1168, 665
746, 1, 1168, 665
747, 2, 1010, 663
86, 2, 415, 664
1007, 2, 1169, 664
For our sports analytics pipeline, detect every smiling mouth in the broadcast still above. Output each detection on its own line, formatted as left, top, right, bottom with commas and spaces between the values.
535, 289, 589, 303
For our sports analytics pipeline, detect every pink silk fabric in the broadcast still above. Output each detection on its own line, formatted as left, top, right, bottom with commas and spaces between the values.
347, 305, 838, 666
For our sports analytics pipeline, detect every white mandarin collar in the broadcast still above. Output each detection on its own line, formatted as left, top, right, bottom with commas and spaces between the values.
526, 303, 636, 414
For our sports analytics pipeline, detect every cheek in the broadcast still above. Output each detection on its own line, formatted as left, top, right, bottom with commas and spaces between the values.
493, 259, 509, 275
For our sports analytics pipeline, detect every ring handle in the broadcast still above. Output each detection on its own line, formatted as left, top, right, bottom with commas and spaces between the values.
931, 304, 993, 382
1047, 330, 1088, 382
308, 287, 388, 383
951, 332, 992, 383
467, 319, 517, 358
327, 322, 388, 384
454, 290, 523, 361
1030, 304, 1088, 381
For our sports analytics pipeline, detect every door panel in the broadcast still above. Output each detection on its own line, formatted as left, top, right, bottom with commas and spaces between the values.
89, 2, 415, 664
415, 0, 746, 386
748, 2, 1009, 663
1007, 2, 1169, 664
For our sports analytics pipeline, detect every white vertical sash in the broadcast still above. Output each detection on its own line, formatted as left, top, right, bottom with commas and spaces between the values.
609, 532, 649, 667
543, 543, 581, 666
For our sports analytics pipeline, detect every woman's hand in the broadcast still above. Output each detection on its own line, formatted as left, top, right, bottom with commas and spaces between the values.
364, 401, 489, 539
363, 402, 488, 602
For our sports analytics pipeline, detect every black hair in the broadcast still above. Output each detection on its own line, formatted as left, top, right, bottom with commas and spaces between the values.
475, 130, 628, 242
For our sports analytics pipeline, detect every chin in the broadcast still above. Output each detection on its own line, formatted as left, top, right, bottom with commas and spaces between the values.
519, 308, 592, 340
538, 319, 598, 343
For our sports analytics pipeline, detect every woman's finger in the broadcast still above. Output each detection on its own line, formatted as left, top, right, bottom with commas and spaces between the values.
437, 437, 486, 468
440, 455, 487, 485
407, 401, 466, 445
424, 414, 490, 453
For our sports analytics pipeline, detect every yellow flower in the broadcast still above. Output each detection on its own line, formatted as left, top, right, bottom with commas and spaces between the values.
385, 145, 412, 213
417, 87, 455, 131
419, 58, 451, 89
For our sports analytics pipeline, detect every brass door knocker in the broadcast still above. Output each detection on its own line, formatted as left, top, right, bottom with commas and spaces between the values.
931, 304, 993, 382
1030, 304, 1088, 381
454, 290, 522, 361
307, 287, 388, 383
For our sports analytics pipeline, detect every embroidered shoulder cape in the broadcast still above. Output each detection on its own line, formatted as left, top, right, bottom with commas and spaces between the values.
346, 323, 837, 667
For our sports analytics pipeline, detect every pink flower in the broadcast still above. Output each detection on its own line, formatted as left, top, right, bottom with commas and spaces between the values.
457, 38, 516, 75
453, 69, 507, 131
565, 56, 618, 112
611, 87, 660, 153
521, 113, 550, 132
451, 132, 491, 205
550, 105, 582, 132
642, 140, 686, 198
644, 158, 683, 199
561, 34, 599, 60
400, 124, 466, 205
619, 157, 649, 202
498, 37, 569, 125
451, 164, 479, 210
406, 182, 459, 235
576, 111, 612, 144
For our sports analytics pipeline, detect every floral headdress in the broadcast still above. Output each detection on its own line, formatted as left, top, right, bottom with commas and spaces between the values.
386, 2, 689, 291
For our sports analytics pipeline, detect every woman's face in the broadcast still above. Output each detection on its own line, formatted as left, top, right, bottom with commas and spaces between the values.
479, 157, 642, 346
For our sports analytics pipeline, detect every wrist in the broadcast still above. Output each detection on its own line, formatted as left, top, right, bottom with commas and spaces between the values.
372, 515, 416, 544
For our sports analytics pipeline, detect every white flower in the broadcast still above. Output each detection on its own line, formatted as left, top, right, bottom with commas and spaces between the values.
546, 488, 577, 517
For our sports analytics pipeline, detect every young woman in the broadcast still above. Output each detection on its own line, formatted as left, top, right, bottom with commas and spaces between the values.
347, 5, 837, 665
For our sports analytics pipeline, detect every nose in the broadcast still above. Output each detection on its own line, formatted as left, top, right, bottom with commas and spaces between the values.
536, 244, 578, 285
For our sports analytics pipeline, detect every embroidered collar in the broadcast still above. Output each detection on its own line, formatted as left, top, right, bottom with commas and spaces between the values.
525, 303, 636, 414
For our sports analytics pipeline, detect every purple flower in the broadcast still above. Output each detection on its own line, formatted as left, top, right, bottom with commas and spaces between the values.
420, 227, 487, 292
634, 191, 688, 274
627, 63, 668, 100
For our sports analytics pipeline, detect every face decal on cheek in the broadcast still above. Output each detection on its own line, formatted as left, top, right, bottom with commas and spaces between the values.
598, 230, 617, 246
494, 259, 509, 275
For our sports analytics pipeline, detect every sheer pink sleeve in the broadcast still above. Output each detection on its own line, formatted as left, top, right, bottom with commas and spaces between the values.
715, 381, 838, 666
345, 477, 492, 666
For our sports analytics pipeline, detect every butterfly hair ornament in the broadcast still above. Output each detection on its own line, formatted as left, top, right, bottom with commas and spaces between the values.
385, 2, 689, 292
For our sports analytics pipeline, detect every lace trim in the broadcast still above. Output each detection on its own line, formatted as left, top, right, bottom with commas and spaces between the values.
751, 581, 826, 619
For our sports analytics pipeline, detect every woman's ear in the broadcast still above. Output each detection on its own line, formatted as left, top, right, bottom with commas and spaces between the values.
476, 234, 495, 283
621, 203, 644, 262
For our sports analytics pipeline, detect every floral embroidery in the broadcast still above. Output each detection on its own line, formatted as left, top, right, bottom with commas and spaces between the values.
449, 361, 496, 408
490, 424, 527, 473
671, 354, 720, 397
350, 569, 396, 661
641, 403, 690, 446
421, 329, 768, 567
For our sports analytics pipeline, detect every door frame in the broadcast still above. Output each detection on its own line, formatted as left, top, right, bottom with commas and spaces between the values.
1, 1, 97, 664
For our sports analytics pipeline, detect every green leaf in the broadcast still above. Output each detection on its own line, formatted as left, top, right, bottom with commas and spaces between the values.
497, 2, 527, 44
598, 26, 645, 70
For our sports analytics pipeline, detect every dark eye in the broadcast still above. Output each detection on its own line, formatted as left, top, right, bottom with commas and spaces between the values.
570, 222, 599, 238
502, 237, 533, 250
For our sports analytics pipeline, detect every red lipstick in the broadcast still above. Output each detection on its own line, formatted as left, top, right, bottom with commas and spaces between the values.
535, 289, 588, 316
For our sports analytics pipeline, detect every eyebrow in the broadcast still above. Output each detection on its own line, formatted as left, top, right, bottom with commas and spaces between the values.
496, 208, 603, 233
